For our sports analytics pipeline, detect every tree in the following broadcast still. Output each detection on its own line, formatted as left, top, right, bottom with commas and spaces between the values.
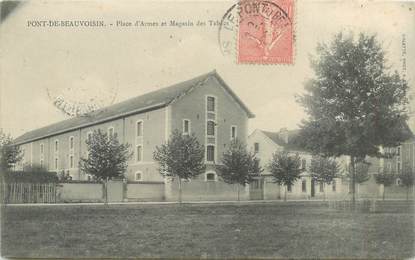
398, 165, 414, 200
309, 155, 340, 200
217, 139, 262, 201
346, 160, 371, 199
79, 129, 132, 203
297, 32, 410, 205
153, 130, 205, 203
0, 130, 23, 172
375, 169, 396, 200
268, 151, 302, 201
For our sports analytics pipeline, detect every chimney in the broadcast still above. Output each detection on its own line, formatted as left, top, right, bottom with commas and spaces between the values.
279, 128, 289, 143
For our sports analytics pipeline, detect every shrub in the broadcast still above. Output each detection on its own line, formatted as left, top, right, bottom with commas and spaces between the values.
4, 168, 59, 183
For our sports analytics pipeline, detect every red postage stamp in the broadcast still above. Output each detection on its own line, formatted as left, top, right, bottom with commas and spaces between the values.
237, 0, 294, 64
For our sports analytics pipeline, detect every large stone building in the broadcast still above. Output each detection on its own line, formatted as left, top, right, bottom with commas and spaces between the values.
14, 71, 254, 187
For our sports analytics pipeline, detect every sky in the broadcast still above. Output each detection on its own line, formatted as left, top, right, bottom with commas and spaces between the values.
1, 0, 414, 138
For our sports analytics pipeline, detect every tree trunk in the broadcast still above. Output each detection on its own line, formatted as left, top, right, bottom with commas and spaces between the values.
323, 183, 326, 201
406, 186, 409, 201
284, 187, 287, 202
178, 178, 182, 204
237, 185, 240, 202
350, 156, 356, 207
382, 186, 385, 201
105, 177, 109, 206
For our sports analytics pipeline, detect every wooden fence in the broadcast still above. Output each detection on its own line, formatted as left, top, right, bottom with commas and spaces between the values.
2, 183, 57, 204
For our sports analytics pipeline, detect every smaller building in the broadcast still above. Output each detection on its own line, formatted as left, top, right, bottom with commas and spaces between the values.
248, 128, 347, 200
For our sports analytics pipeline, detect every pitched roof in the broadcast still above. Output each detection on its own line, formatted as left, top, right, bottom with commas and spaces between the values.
259, 129, 306, 152
14, 70, 254, 145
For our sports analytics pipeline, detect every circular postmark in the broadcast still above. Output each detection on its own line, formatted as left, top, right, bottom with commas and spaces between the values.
219, 0, 294, 64
46, 75, 118, 117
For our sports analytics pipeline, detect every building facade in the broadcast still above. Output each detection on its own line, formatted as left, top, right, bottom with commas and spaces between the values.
247, 128, 348, 200
14, 71, 254, 188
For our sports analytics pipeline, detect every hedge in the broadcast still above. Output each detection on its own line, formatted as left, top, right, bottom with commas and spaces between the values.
3, 170, 59, 183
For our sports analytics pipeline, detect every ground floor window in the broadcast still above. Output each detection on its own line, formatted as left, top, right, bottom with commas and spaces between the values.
332, 180, 336, 192
302, 179, 307, 192
287, 184, 292, 192
205, 172, 216, 181
135, 172, 142, 181
319, 182, 324, 192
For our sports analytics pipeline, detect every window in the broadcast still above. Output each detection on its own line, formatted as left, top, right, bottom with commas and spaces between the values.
40, 144, 44, 154
55, 140, 59, 152
55, 158, 59, 170
69, 136, 74, 150
136, 121, 143, 137
108, 127, 114, 139
231, 126, 237, 139
40, 159, 44, 168
397, 146, 401, 156
207, 96, 215, 112
206, 145, 215, 162
319, 182, 324, 192
183, 119, 190, 134
69, 155, 74, 168
287, 184, 292, 192
136, 145, 143, 162
302, 179, 307, 192
206, 172, 216, 181
135, 172, 142, 181
397, 162, 401, 173
254, 143, 259, 153
87, 131, 93, 141
207, 121, 215, 136
332, 180, 336, 192
301, 159, 306, 170
396, 178, 402, 186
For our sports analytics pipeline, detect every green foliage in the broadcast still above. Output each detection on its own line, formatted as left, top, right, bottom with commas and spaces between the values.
375, 169, 395, 187
309, 155, 340, 184
347, 161, 371, 184
79, 129, 132, 181
153, 130, 205, 180
268, 151, 302, 187
217, 139, 262, 186
0, 130, 23, 171
297, 32, 410, 159
4, 164, 58, 183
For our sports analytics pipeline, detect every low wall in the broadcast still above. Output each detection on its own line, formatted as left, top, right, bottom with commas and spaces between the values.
125, 182, 165, 201
58, 182, 104, 203
166, 179, 248, 201
383, 186, 414, 200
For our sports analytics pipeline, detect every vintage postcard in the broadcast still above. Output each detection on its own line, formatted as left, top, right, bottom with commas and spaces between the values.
0, 0, 414, 259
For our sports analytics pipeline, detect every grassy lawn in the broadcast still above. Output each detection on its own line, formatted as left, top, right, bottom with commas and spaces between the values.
1, 202, 414, 258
